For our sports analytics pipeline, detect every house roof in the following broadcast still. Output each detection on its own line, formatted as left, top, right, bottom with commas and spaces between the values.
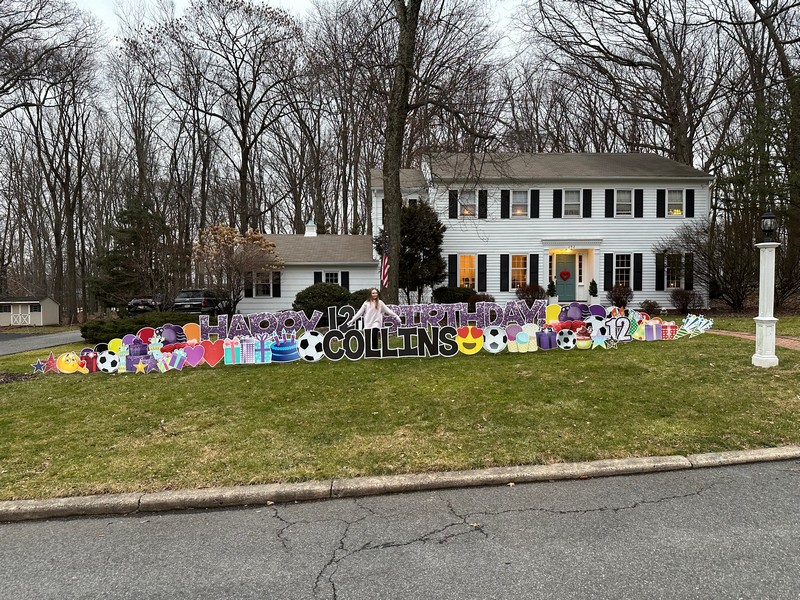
0, 296, 51, 303
265, 235, 377, 265
428, 152, 712, 183
369, 168, 429, 190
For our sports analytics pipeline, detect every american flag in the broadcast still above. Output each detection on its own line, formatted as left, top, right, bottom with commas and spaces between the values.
381, 237, 390, 289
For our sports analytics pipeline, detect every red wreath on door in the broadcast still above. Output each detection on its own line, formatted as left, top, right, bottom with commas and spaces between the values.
559, 270, 571, 281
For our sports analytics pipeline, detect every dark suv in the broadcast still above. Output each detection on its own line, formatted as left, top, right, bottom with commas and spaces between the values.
172, 289, 221, 315
127, 297, 162, 315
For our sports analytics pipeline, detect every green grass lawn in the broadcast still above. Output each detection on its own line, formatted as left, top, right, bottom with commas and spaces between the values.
710, 315, 800, 336
1, 328, 799, 502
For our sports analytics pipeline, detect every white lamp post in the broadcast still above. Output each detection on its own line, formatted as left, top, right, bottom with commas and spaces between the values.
752, 206, 780, 368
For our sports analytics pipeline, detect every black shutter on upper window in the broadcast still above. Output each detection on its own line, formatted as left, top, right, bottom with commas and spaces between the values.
553, 189, 563, 218
655, 254, 665, 291
500, 254, 509, 292
529, 253, 539, 286
478, 190, 488, 219
314, 271, 322, 284
448, 254, 458, 287
582, 189, 592, 218
604, 253, 614, 291
341, 271, 350, 291
685, 189, 695, 218
244, 272, 253, 297
273, 272, 281, 298
605, 189, 614, 218
530, 189, 540, 218
448, 190, 458, 219
656, 189, 666, 218
633, 253, 643, 291
478, 254, 487, 292
500, 190, 510, 219
634, 189, 644, 218
684, 253, 694, 290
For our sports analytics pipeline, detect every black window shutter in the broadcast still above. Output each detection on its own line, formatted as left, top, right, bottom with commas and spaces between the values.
634, 189, 644, 218
685, 189, 695, 218
657, 189, 666, 218
582, 189, 592, 218
684, 253, 694, 290
553, 189, 563, 218
448, 254, 457, 287
633, 253, 643, 291
500, 190, 510, 219
529, 253, 539, 286
478, 190, 488, 219
500, 254, 509, 292
604, 253, 614, 291
655, 254, 665, 291
341, 271, 350, 291
605, 189, 614, 218
530, 189, 540, 218
478, 254, 487, 292
244, 271, 253, 297
273, 272, 281, 298
314, 271, 322, 284
448, 190, 458, 219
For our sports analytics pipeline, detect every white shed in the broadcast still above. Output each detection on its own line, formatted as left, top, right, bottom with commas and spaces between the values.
0, 296, 60, 327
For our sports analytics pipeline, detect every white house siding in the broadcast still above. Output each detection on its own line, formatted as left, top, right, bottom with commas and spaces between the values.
374, 179, 711, 310
236, 264, 380, 314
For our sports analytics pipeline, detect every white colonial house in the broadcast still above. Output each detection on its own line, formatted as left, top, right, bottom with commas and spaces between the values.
237, 222, 380, 313
372, 153, 713, 308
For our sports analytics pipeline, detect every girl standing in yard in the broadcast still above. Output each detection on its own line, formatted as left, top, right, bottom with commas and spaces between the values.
348, 287, 399, 348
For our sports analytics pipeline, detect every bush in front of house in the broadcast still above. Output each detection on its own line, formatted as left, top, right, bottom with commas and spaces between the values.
515, 283, 546, 306
606, 284, 634, 308
670, 288, 703, 313
639, 299, 661, 316
467, 293, 495, 311
348, 288, 374, 309
293, 283, 352, 326
432, 286, 474, 304
80, 312, 197, 344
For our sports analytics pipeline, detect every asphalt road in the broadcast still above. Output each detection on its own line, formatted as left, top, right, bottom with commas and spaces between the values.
2, 460, 799, 599
0, 331, 84, 356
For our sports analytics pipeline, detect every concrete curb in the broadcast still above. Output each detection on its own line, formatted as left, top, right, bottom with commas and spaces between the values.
2, 446, 799, 523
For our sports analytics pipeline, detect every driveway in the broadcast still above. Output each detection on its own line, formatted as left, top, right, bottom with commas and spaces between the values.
0, 331, 85, 356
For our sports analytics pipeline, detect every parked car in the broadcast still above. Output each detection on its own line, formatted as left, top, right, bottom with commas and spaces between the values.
127, 297, 162, 315
172, 289, 221, 315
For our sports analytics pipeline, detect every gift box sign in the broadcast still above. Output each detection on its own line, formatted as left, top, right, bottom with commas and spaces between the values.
536, 330, 557, 351
645, 322, 662, 342
662, 323, 678, 340
223, 337, 242, 365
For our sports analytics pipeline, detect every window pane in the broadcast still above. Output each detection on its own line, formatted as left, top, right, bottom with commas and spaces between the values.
460, 191, 476, 217
0, 305, 10, 313
459, 255, 476, 289
615, 254, 631, 287
616, 189, 632, 216
325, 272, 339, 284
666, 254, 682, 288
564, 189, 581, 216
511, 254, 527, 288
255, 272, 272, 297
29, 304, 42, 313
668, 190, 683, 216
511, 191, 528, 217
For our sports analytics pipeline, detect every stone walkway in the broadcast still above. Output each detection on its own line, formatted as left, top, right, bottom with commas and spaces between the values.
707, 329, 800, 351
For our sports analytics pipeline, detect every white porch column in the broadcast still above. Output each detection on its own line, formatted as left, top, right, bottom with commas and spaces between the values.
752, 241, 780, 368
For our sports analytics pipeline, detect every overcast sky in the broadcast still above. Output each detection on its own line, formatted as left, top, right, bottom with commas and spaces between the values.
76, 0, 316, 32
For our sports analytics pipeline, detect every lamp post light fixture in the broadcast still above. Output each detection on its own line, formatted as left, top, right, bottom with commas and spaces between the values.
752, 204, 780, 368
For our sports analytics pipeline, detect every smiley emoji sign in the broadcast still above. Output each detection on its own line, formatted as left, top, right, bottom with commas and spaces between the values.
56, 352, 89, 374
456, 326, 484, 355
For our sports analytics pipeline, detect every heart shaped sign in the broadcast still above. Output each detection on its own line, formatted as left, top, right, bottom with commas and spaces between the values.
200, 339, 225, 367
559, 270, 571, 281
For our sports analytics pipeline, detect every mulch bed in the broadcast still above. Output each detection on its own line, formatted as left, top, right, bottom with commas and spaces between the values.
0, 372, 36, 384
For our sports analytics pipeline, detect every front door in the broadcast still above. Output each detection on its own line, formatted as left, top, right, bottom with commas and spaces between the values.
554, 254, 576, 301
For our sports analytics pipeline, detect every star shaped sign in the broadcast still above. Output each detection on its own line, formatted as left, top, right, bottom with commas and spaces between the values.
43, 352, 58, 373
591, 331, 607, 349
134, 359, 147, 374
31, 359, 46, 374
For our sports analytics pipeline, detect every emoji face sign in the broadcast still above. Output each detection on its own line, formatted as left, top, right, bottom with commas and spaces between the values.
456, 326, 484, 355
56, 352, 88, 374
482, 326, 507, 354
